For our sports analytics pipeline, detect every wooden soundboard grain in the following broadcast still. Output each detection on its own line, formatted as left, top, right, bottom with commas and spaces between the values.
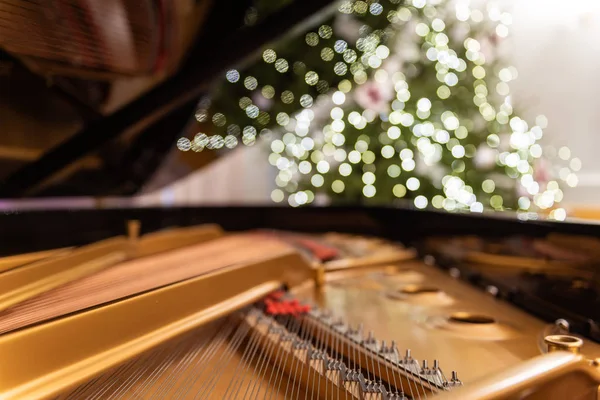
0, 233, 295, 335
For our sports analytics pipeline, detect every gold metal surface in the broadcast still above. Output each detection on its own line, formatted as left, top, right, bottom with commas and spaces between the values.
315, 265, 326, 288
58, 318, 296, 399
449, 312, 496, 324
0, 247, 72, 274
0, 250, 312, 400
0, 237, 131, 312
432, 352, 600, 399
127, 220, 141, 241
325, 249, 416, 271
133, 224, 223, 258
464, 251, 588, 272
545, 335, 584, 354
295, 261, 600, 385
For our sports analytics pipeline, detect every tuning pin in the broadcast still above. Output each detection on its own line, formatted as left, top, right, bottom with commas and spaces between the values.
354, 326, 364, 341
405, 349, 412, 359
380, 340, 388, 353
433, 359, 440, 371
421, 359, 429, 373
309, 349, 322, 360
391, 340, 398, 352
450, 370, 462, 385
365, 330, 376, 345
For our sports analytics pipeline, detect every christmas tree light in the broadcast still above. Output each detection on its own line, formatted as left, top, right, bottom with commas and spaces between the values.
177, 0, 577, 219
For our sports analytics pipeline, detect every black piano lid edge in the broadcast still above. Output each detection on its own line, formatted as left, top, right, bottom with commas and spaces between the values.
0, 205, 599, 255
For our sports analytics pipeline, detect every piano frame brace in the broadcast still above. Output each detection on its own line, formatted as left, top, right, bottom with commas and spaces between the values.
0, 250, 313, 400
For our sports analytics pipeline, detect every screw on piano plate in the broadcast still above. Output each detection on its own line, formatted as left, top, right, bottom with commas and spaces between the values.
486, 285, 499, 297
423, 255, 435, 266
449, 267, 460, 278
556, 319, 570, 332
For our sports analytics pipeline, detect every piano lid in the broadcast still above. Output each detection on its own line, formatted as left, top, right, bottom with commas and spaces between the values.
0, 0, 337, 198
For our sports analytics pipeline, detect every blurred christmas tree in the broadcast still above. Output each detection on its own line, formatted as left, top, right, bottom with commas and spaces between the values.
178, 0, 577, 219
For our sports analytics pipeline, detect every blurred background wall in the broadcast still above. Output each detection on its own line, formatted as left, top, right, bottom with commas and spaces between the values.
508, 0, 600, 207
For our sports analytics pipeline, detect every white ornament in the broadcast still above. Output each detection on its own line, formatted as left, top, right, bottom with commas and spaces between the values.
474, 145, 497, 170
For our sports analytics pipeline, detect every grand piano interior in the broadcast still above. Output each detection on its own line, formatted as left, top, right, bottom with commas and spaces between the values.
1, 1, 600, 399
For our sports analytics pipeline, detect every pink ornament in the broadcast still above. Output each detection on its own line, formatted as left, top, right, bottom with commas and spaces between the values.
479, 35, 497, 63
252, 92, 273, 110
516, 183, 529, 198
354, 80, 393, 114
533, 158, 551, 185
